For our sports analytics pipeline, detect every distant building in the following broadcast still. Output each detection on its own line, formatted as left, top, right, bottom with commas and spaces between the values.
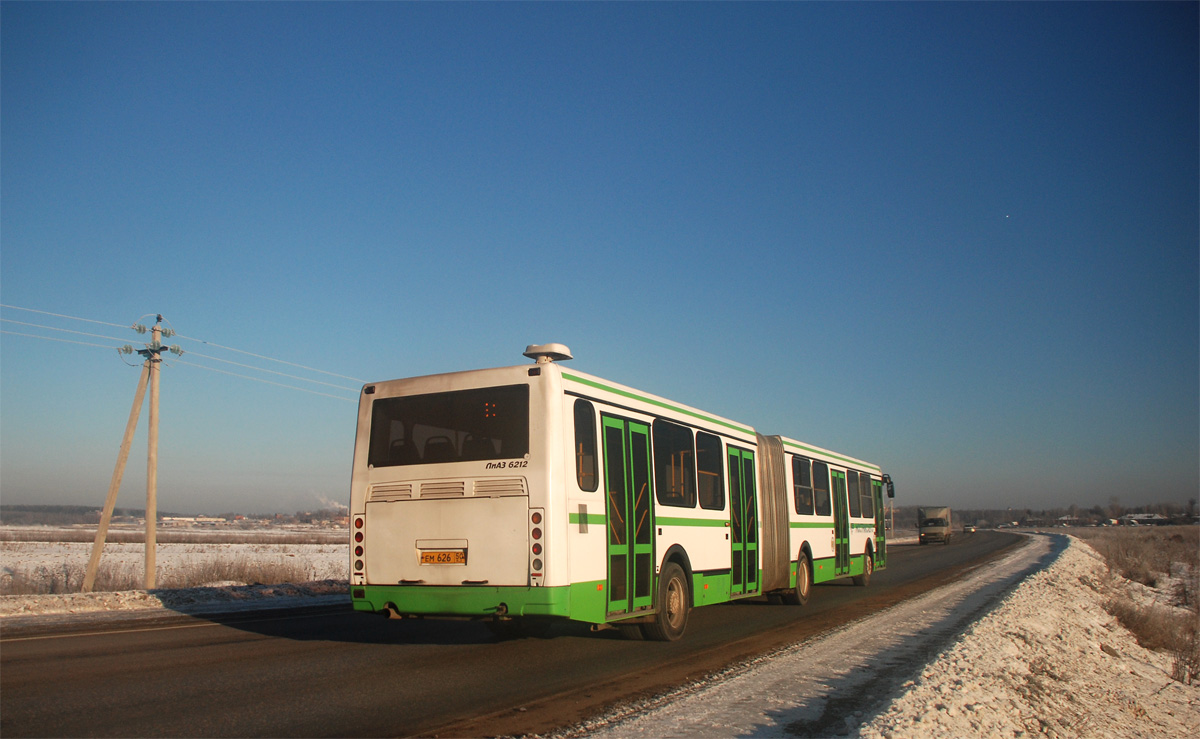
1118, 513, 1168, 526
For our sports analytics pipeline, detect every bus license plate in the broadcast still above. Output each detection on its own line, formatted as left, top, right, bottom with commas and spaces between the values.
420, 550, 466, 565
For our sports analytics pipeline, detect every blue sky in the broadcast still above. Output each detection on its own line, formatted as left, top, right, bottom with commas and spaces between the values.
2, 2, 1196, 515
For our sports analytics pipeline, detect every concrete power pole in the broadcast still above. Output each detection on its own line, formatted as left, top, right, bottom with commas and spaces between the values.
81, 315, 177, 593
144, 318, 163, 589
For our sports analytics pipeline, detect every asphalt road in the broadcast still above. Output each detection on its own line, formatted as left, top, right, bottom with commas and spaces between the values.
1, 531, 1022, 738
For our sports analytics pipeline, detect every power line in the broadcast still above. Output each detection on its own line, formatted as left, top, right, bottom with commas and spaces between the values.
0, 329, 127, 351
173, 333, 366, 383
173, 359, 357, 403
0, 303, 131, 330
183, 350, 359, 392
1, 302, 366, 389
1, 318, 137, 345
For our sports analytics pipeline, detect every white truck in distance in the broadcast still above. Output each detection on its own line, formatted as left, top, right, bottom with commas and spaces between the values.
918, 506, 952, 545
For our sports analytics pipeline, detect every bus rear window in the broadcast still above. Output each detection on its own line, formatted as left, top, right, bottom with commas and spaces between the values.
367, 384, 529, 467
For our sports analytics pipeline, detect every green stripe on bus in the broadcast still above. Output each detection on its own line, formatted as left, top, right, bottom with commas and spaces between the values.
562, 372, 755, 436
790, 521, 835, 529
780, 439, 880, 472
568, 512, 607, 525
655, 517, 729, 528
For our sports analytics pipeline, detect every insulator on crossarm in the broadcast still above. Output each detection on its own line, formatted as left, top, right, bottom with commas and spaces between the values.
168, 345, 184, 356
161, 328, 175, 338
133, 324, 147, 335
118, 345, 135, 355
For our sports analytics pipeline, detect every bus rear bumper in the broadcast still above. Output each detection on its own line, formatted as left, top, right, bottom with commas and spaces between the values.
352, 583, 588, 620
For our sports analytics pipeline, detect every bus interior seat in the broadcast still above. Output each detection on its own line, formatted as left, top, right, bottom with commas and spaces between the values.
423, 436, 457, 463
389, 439, 420, 466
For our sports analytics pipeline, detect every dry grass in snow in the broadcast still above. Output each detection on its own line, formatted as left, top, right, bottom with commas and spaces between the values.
0, 537, 348, 618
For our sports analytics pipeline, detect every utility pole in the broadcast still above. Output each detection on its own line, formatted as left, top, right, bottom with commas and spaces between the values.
143, 317, 164, 589
81, 314, 179, 593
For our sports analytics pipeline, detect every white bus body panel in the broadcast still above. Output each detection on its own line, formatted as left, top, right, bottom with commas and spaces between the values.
364, 496, 530, 586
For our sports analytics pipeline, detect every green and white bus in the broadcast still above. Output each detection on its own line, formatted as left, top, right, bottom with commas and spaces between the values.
349, 344, 894, 640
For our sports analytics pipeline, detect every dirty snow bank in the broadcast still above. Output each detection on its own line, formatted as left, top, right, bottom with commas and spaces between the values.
573, 536, 1199, 739
858, 537, 1198, 739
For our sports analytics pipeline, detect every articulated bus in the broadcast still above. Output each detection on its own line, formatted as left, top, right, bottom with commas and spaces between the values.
349, 344, 894, 640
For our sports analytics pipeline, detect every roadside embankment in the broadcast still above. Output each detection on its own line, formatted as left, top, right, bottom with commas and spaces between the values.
563, 535, 1200, 738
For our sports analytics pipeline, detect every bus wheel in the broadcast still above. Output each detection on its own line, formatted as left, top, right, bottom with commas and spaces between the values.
853, 551, 873, 587
644, 562, 689, 641
781, 553, 811, 606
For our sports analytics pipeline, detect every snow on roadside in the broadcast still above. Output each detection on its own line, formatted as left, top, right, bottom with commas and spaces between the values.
857, 537, 1199, 739
570, 536, 1199, 739
0, 540, 349, 620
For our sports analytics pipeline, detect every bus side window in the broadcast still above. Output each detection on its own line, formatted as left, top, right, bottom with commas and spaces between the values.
653, 419, 696, 508
696, 431, 725, 511
860, 473, 875, 518
812, 461, 831, 517
847, 470, 861, 518
793, 456, 814, 515
574, 399, 598, 492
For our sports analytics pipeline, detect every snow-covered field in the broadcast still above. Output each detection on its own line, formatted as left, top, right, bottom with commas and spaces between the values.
0, 538, 348, 618
2, 533, 1196, 738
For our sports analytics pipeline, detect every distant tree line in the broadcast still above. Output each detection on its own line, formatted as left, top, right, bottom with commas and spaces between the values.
0, 505, 348, 526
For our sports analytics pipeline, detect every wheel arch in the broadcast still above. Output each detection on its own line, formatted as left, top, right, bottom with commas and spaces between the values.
660, 544, 694, 605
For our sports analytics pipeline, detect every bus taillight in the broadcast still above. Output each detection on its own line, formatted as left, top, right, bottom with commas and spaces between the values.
354, 517, 365, 579
529, 508, 545, 584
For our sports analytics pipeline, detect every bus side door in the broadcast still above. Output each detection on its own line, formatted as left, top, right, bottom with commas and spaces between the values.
873, 477, 887, 568
832, 470, 851, 576
728, 446, 759, 596
601, 414, 655, 616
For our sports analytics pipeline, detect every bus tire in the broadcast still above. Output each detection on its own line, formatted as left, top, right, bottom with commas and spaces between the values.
781, 553, 811, 606
853, 550, 873, 587
643, 562, 689, 641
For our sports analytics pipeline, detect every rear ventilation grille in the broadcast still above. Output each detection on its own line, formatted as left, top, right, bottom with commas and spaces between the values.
473, 477, 527, 497
421, 480, 466, 498
368, 482, 412, 502
368, 477, 527, 501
